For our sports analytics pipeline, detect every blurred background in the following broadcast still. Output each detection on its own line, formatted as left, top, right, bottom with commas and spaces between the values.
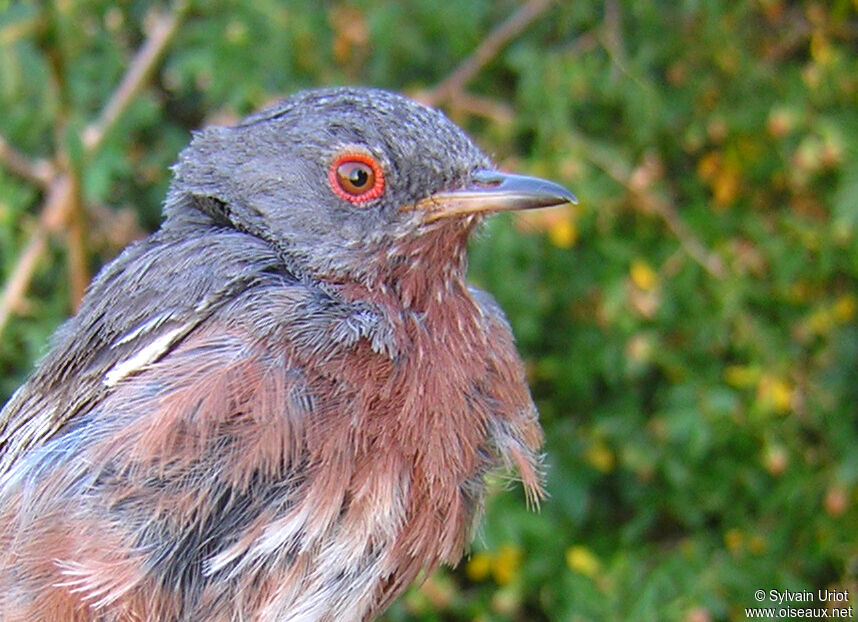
1, 1, 857, 620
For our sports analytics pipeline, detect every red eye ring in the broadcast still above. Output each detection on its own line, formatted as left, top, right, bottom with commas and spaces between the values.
329, 152, 385, 204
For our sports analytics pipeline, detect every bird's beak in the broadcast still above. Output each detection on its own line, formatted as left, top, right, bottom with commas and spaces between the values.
405, 170, 577, 223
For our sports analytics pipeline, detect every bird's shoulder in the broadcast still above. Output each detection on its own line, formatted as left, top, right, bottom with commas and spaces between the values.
467, 285, 513, 330
0, 228, 302, 474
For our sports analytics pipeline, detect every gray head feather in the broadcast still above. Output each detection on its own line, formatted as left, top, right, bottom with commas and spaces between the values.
164, 87, 492, 281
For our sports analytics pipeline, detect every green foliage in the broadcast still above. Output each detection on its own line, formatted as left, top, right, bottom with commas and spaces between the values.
2, 1, 857, 620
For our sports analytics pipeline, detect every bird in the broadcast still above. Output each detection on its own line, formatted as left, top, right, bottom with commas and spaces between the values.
0, 86, 575, 622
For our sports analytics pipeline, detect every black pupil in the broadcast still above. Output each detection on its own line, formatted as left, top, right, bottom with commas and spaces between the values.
349, 166, 369, 188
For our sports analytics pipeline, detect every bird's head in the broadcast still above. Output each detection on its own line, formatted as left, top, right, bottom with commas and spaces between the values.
164, 87, 575, 288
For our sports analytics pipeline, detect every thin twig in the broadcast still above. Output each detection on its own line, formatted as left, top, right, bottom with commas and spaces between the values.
0, 0, 190, 336
0, 175, 74, 335
582, 142, 727, 279
558, 29, 599, 57
647, 196, 727, 280
83, 0, 190, 153
602, 0, 624, 83
0, 234, 47, 329
0, 134, 54, 187
421, 0, 554, 107
447, 92, 515, 125
65, 180, 88, 309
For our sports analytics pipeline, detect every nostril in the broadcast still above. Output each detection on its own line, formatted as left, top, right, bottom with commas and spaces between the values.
471, 170, 505, 188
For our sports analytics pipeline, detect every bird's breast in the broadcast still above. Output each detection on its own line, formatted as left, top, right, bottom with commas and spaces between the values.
0, 276, 538, 622
294, 280, 503, 613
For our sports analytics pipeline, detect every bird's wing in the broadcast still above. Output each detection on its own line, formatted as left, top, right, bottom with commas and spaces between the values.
0, 228, 291, 477
0, 243, 398, 619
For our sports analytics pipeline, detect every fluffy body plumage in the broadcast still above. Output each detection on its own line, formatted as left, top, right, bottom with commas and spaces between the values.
0, 88, 556, 621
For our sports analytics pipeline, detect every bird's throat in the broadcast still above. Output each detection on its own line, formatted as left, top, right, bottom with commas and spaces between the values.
364, 223, 474, 312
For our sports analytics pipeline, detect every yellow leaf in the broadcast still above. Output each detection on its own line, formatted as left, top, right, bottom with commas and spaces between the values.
757, 375, 793, 414
566, 545, 601, 578
465, 552, 492, 582
584, 443, 615, 473
630, 260, 658, 291
748, 534, 767, 555
724, 364, 759, 388
697, 152, 720, 181
712, 166, 739, 207
548, 218, 577, 249
808, 307, 833, 335
491, 544, 522, 586
833, 294, 857, 323
724, 528, 743, 555
810, 30, 833, 65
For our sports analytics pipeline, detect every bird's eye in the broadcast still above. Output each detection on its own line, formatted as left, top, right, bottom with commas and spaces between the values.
329, 153, 385, 204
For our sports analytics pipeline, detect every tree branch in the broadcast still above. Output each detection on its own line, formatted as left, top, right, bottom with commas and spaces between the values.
83, 0, 190, 153
0, 0, 191, 336
446, 92, 515, 125
0, 175, 74, 336
0, 134, 54, 188
421, 0, 554, 107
